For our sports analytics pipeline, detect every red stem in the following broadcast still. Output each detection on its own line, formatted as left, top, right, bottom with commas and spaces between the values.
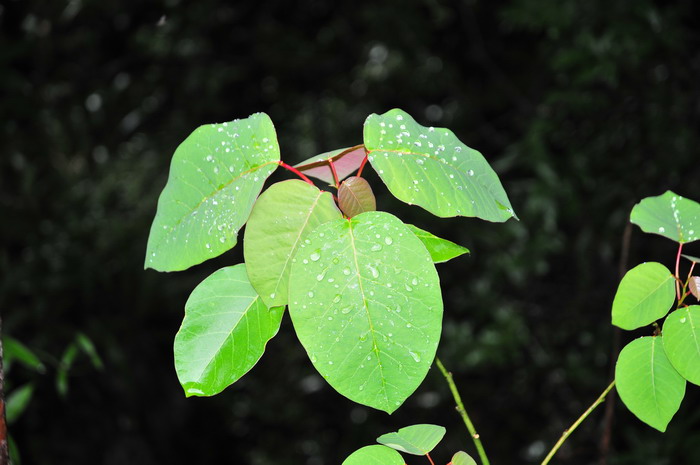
278, 161, 314, 185
328, 158, 340, 188
356, 154, 369, 178
425, 452, 436, 465
676, 242, 683, 301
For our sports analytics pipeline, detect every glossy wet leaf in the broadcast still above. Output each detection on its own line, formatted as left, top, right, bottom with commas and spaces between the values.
616, 336, 686, 432
174, 264, 284, 397
363, 109, 515, 222
611, 262, 675, 330
407, 224, 469, 263
376, 424, 446, 455
145, 113, 280, 271
451, 451, 478, 465
3, 337, 45, 373
295, 145, 366, 185
663, 306, 700, 385
288, 211, 443, 413
6, 384, 34, 423
338, 176, 376, 218
342, 445, 404, 465
630, 191, 700, 244
244, 180, 342, 307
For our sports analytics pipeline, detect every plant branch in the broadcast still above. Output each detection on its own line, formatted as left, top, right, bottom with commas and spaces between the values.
328, 159, 340, 189
356, 154, 369, 178
425, 452, 436, 465
541, 380, 616, 465
435, 358, 490, 465
278, 161, 314, 185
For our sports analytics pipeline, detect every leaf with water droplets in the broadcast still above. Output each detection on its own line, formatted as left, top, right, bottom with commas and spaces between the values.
338, 176, 376, 218
342, 445, 404, 465
611, 262, 675, 331
174, 264, 284, 397
288, 211, 443, 413
376, 424, 446, 455
145, 113, 280, 271
407, 224, 469, 263
244, 180, 342, 307
363, 109, 516, 222
295, 145, 366, 185
616, 336, 685, 432
663, 306, 700, 385
630, 191, 700, 244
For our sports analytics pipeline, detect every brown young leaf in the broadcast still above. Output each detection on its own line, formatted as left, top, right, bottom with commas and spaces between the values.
338, 176, 376, 218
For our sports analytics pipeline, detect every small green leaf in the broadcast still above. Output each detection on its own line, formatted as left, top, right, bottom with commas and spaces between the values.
452, 451, 478, 465
682, 254, 700, 264
244, 180, 342, 307
338, 176, 376, 218
616, 336, 686, 432
145, 113, 280, 271
2, 337, 45, 373
377, 424, 446, 455
288, 211, 443, 413
295, 145, 365, 185
56, 343, 78, 397
75, 332, 104, 370
407, 224, 469, 263
663, 306, 700, 385
6, 384, 34, 424
174, 264, 284, 397
342, 445, 404, 465
630, 191, 700, 244
363, 109, 516, 222
611, 262, 675, 330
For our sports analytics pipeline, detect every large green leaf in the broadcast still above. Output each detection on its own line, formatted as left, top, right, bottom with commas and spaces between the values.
342, 445, 404, 465
611, 262, 675, 330
663, 306, 700, 385
288, 211, 443, 413
363, 109, 516, 222
174, 264, 284, 397
145, 113, 280, 271
407, 224, 470, 263
244, 180, 342, 307
630, 191, 700, 244
376, 424, 446, 455
615, 336, 686, 432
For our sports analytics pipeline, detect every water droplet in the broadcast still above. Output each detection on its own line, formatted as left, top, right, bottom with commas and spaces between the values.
359, 331, 368, 342
341, 306, 352, 314
368, 265, 379, 279
358, 385, 364, 391
270, 293, 276, 299
310, 354, 317, 363
408, 351, 421, 362
328, 361, 334, 365
680, 317, 687, 323
343, 267, 351, 275
659, 227, 665, 233
332, 257, 340, 264
405, 283, 413, 291
411, 277, 418, 286
384, 236, 393, 245
371, 244, 382, 252
468, 169, 474, 176
308, 291, 314, 298
310, 251, 321, 261
316, 272, 325, 281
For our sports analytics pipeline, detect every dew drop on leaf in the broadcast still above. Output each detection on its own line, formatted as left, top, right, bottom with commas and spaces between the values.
408, 351, 421, 362
333, 294, 342, 304
308, 291, 314, 298
310, 251, 321, 261
384, 236, 393, 245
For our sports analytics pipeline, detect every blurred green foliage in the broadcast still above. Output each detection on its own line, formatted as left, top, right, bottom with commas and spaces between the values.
1, 0, 699, 464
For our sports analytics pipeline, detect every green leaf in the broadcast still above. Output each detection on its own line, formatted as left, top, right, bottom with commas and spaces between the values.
338, 176, 376, 218
363, 109, 516, 222
615, 336, 686, 432
145, 113, 280, 271
75, 332, 104, 370
376, 424, 446, 455
2, 337, 45, 373
56, 343, 78, 397
6, 383, 34, 423
611, 262, 675, 330
682, 254, 700, 264
288, 211, 443, 413
174, 264, 284, 397
342, 445, 404, 465
630, 191, 700, 244
244, 180, 342, 307
295, 145, 365, 185
407, 224, 470, 263
663, 306, 700, 385
451, 451, 478, 465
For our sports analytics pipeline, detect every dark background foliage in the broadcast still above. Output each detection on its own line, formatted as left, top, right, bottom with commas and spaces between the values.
2, 0, 700, 464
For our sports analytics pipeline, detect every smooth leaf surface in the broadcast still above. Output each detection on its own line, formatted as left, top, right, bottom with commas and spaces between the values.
288, 211, 443, 413
611, 262, 675, 330
295, 145, 366, 184
616, 336, 686, 432
6, 384, 34, 423
338, 176, 376, 218
342, 445, 404, 465
690, 277, 700, 300
376, 424, 446, 455
452, 451, 478, 465
3, 337, 45, 373
663, 306, 700, 385
630, 191, 700, 244
407, 224, 469, 263
363, 109, 516, 222
682, 254, 700, 264
145, 113, 280, 271
174, 264, 284, 397
244, 180, 342, 307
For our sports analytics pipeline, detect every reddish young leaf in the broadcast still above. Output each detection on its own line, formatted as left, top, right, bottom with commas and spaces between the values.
338, 176, 376, 218
294, 145, 366, 185
690, 276, 700, 300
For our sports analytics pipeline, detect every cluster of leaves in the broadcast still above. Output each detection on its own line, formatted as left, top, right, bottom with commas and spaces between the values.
144, 108, 515, 414
612, 191, 700, 432
343, 424, 475, 465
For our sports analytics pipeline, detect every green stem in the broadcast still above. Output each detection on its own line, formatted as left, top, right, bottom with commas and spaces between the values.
540, 380, 616, 465
435, 358, 490, 465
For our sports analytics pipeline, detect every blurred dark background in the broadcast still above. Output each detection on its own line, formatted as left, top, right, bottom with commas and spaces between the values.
2, 0, 700, 464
